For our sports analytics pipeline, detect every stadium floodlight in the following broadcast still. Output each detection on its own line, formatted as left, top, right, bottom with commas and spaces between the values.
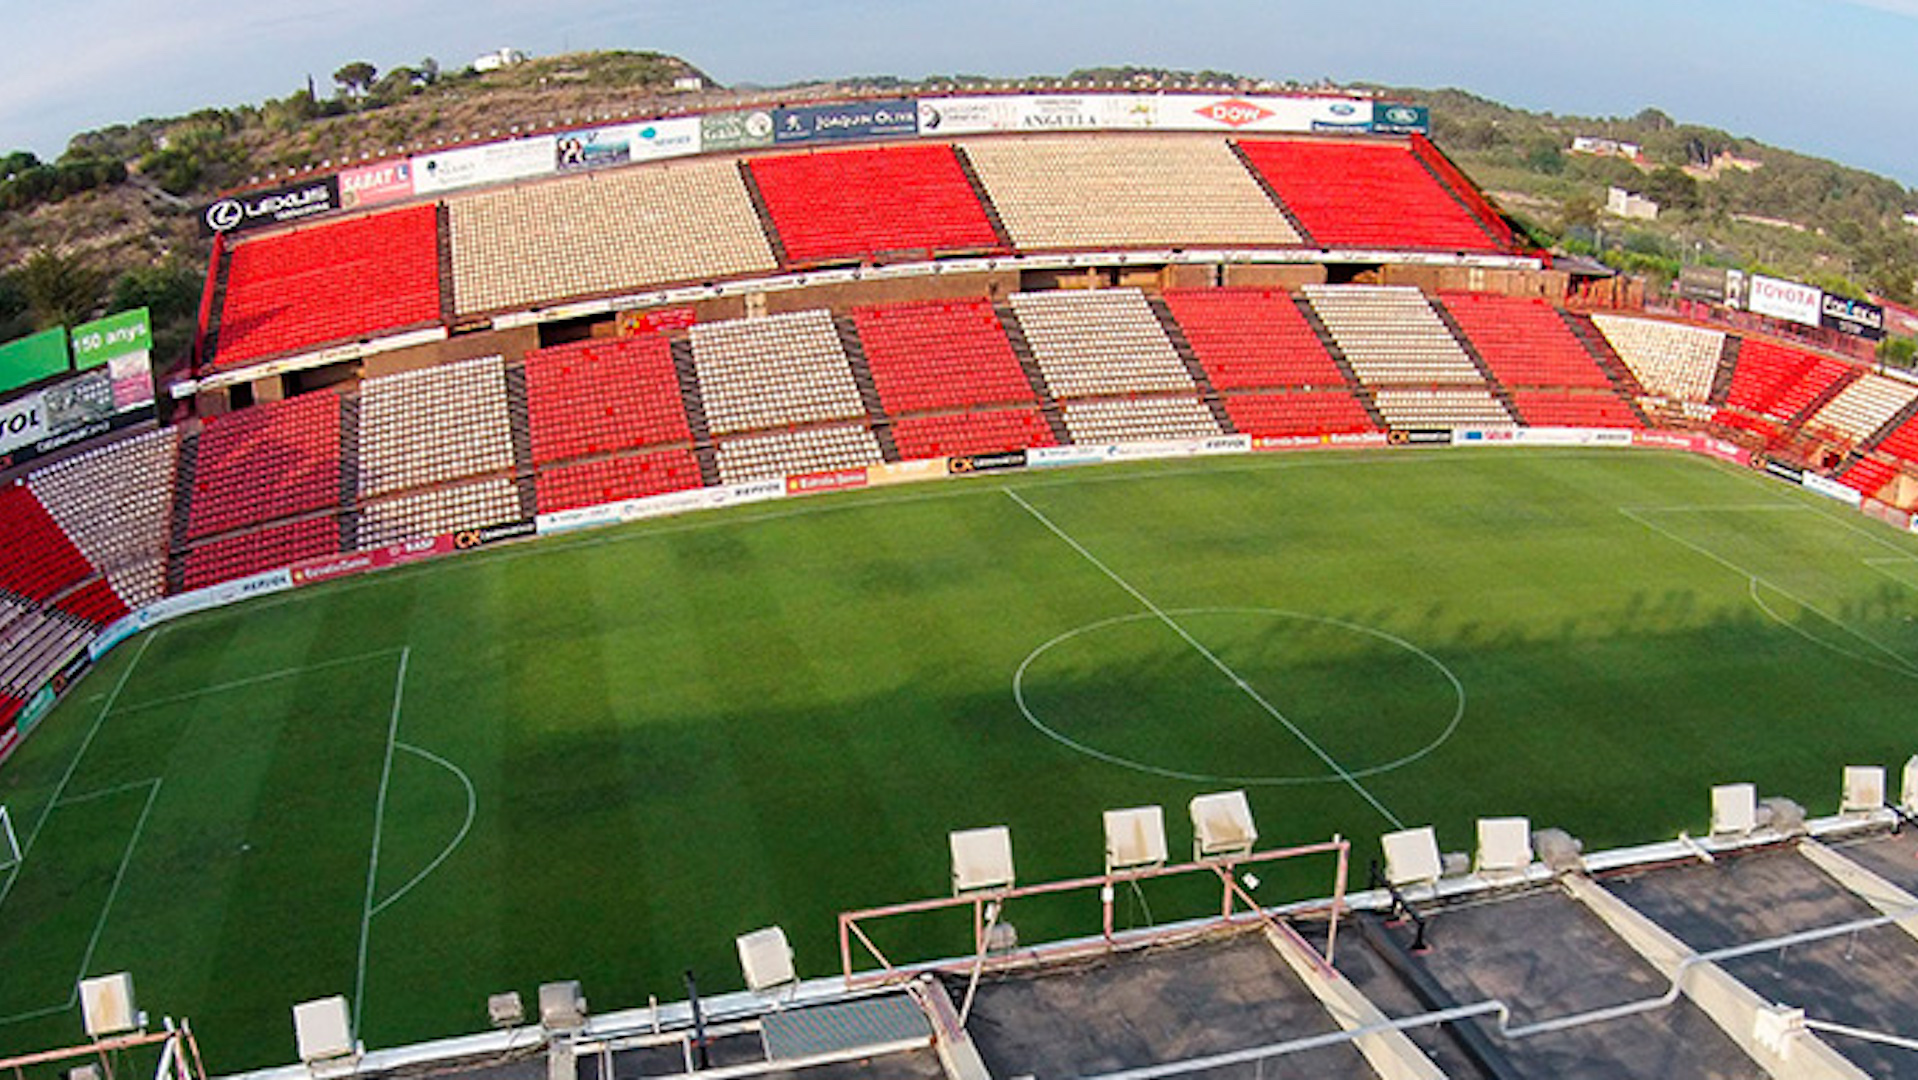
1841, 765, 1886, 814
1710, 783, 1759, 836
1102, 806, 1167, 875
950, 826, 1015, 896
0, 805, 19, 873
735, 926, 797, 993
1189, 791, 1257, 860
1474, 817, 1533, 879
1381, 826, 1444, 890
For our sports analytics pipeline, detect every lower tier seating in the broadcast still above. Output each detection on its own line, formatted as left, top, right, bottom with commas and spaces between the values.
536, 450, 704, 514
0, 484, 97, 604
1224, 392, 1377, 436
357, 480, 521, 547
714, 425, 884, 484
188, 393, 342, 538
891, 409, 1057, 460
183, 517, 341, 592
1512, 391, 1640, 428
854, 299, 1034, 413
28, 428, 179, 579
1060, 397, 1221, 444
1372, 388, 1515, 429
523, 336, 690, 465
1163, 288, 1345, 390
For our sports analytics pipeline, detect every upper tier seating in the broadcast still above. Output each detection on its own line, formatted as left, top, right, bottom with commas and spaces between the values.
188, 393, 341, 538
749, 144, 1002, 264
0, 483, 98, 604
215, 206, 442, 368
1372, 388, 1515, 429
107, 560, 167, 613
1723, 339, 1855, 423
714, 424, 884, 485
1009, 289, 1197, 399
182, 516, 339, 592
1871, 409, 1918, 465
692, 310, 867, 435
1163, 289, 1345, 390
891, 409, 1057, 460
1511, 391, 1640, 428
28, 428, 178, 587
1236, 139, 1500, 251
1061, 397, 1222, 444
853, 300, 1034, 413
535, 449, 703, 514
1303, 286, 1484, 385
1803, 372, 1918, 446
1224, 392, 1377, 436
523, 336, 690, 465
359, 356, 515, 497
448, 159, 778, 316
1839, 457, 1899, 497
357, 479, 521, 547
1438, 294, 1612, 389
1590, 315, 1723, 403
961, 135, 1300, 251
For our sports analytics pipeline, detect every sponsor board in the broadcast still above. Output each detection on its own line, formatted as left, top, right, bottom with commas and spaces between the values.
90, 612, 146, 660
1821, 294, 1885, 340
338, 161, 416, 208
0, 391, 48, 455
786, 467, 871, 495
774, 99, 919, 144
291, 535, 455, 587
16, 682, 60, 736
1187, 95, 1373, 133
537, 503, 623, 535
0, 721, 18, 765
556, 125, 635, 172
868, 458, 948, 486
0, 363, 154, 461
1370, 103, 1429, 135
1801, 472, 1864, 507
412, 136, 557, 195
718, 478, 787, 506
701, 109, 775, 150
616, 306, 698, 335
1195, 434, 1253, 456
917, 94, 1159, 135
622, 487, 719, 523
453, 520, 536, 549
1451, 428, 1520, 446
142, 569, 293, 626
70, 308, 150, 370
1747, 274, 1822, 328
0, 326, 70, 393
1252, 432, 1394, 451
200, 176, 340, 236
1679, 265, 1729, 304
628, 117, 702, 162
947, 450, 1028, 475
1388, 429, 1452, 446
1027, 445, 1111, 468
1106, 440, 1199, 462
1759, 456, 1805, 484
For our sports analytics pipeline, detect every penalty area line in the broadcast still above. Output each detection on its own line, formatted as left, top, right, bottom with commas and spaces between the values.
353, 645, 411, 1039
1003, 488, 1405, 830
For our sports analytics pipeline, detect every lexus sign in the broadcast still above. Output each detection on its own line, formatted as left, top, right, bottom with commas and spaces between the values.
198, 176, 341, 237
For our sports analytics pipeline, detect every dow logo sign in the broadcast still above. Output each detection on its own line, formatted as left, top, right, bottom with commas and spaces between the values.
1195, 99, 1276, 128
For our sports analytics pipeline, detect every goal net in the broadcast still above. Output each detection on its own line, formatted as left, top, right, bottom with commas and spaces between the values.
0, 806, 20, 873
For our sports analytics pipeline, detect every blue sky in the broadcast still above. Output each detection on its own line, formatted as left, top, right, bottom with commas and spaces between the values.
2, 0, 1915, 188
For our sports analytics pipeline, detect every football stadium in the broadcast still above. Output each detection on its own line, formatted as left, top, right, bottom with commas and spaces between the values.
7, 80, 1918, 1080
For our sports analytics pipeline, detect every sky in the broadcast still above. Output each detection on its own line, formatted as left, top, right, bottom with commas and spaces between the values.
1, 0, 1916, 188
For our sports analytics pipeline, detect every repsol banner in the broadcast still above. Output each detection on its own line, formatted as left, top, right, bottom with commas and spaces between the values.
200, 176, 340, 236
1821, 295, 1885, 340
773, 99, 919, 144
947, 450, 1027, 474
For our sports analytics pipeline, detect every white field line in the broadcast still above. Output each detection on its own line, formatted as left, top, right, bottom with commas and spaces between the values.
54, 777, 166, 809
369, 742, 476, 918
108, 648, 406, 717
0, 630, 155, 910
1618, 505, 1918, 674
0, 778, 162, 1026
1005, 489, 1404, 829
354, 646, 411, 1038
1745, 579, 1918, 680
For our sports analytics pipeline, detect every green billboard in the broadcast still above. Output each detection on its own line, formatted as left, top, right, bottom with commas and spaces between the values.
0, 327, 70, 394
71, 307, 152, 369
700, 109, 775, 151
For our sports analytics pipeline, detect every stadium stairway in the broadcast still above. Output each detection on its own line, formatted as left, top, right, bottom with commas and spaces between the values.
502, 364, 539, 520
735, 161, 791, 267
1708, 337, 1741, 408
670, 338, 723, 487
1787, 366, 1865, 432
1428, 298, 1520, 416
164, 430, 199, 594
339, 395, 364, 551
436, 204, 457, 327
951, 146, 1016, 251
1292, 294, 1388, 429
835, 316, 902, 462
1146, 296, 1236, 434
1560, 311, 1655, 425
1408, 149, 1507, 251
1227, 141, 1314, 245
994, 302, 1073, 446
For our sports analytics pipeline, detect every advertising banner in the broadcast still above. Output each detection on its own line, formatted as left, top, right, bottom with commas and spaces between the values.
1028, 445, 1113, 468
412, 136, 557, 195
1678, 265, 1729, 304
199, 176, 340, 236
774, 98, 919, 144
1370, 102, 1429, 135
629, 117, 702, 162
786, 467, 870, 495
142, 568, 293, 626
0, 385, 50, 454
617, 306, 698, 335
0, 360, 154, 463
1801, 472, 1864, 507
1195, 434, 1253, 455
1389, 429, 1453, 446
338, 161, 416, 208
0, 327, 70, 393
1760, 457, 1805, 483
916, 96, 1012, 135
1183, 95, 1373, 133
556, 125, 635, 172
290, 535, 455, 587
70, 308, 150, 370
946, 450, 1028, 475
701, 109, 776, 151
1820, 294, 1885, 340
0, 721, 17, 765
867, 458, 948, 486
452, 520, 536, 548
1747, 274, 1822, 328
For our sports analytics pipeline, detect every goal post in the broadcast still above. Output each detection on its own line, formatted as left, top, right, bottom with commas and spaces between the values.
0, 805, 20, 872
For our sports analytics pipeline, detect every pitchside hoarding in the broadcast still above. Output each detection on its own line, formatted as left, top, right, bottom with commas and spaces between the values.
773, 98, 919, 144
1747, 274, 1823, 328
411, 136, 557, 195
199, 176, 340, 236
338, 161, 416, 208
1821, 294, 1886, 340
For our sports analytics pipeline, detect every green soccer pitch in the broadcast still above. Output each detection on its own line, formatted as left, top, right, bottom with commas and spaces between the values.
5, 446, 1918, 1072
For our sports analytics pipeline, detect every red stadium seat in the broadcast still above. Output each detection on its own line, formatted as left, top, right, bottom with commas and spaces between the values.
523, 337, 691, 466
187, 394, 343, 539
1439, 293, 1613, 389
1223, 392, 1377, 437
891, 409, 1057, 460
749, 145, 1002, 265
0, 485, 97, 604
182, 517, 340, 592
853, 299, 1034, 413
1237, 140, 1502, 252
535, 450, 704, 514
1164, 289, 1345, 390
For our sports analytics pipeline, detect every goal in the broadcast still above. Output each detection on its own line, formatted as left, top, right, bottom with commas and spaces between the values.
0, 805, 20, 873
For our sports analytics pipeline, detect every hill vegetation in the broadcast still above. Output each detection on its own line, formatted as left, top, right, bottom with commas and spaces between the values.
0, 55, 1913, 370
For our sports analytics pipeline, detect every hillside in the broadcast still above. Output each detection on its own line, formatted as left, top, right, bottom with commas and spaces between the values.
2, 55, 1915, 369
